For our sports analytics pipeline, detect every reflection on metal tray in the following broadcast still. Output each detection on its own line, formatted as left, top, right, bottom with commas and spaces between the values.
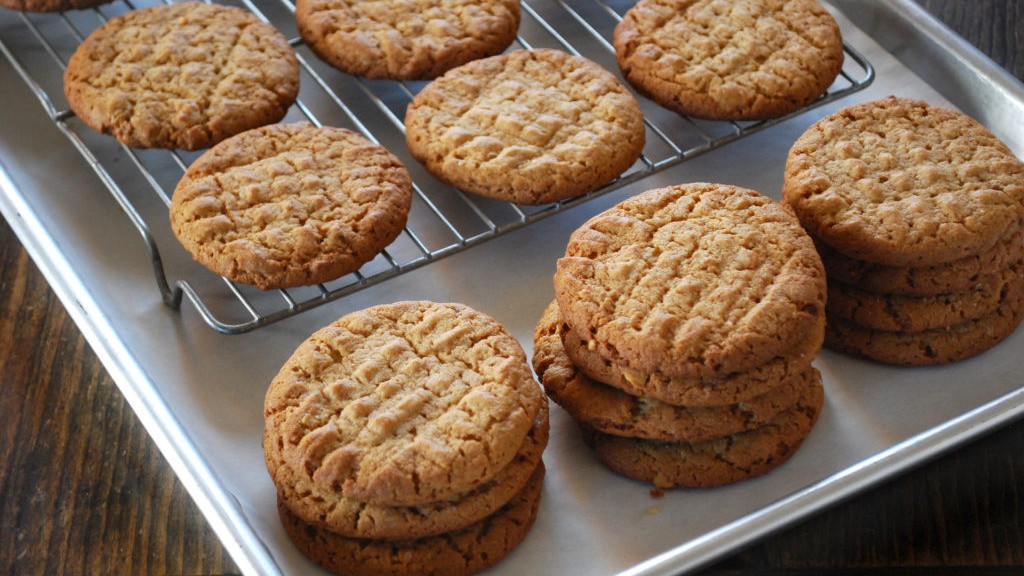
0, 0, 873, 333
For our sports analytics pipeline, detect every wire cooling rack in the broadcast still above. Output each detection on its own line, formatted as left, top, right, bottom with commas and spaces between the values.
0, 0, 873, 333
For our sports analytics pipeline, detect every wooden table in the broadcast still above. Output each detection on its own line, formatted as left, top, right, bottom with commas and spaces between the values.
2, 1, 1022, 574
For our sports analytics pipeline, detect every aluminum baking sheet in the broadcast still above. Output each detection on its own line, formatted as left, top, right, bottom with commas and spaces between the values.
1, 1, 1022, 575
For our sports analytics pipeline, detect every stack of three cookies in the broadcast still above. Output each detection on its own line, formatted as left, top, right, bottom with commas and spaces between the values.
783, 97, 1024, 365
533, 183, 828, 489
263, 301, 548, 576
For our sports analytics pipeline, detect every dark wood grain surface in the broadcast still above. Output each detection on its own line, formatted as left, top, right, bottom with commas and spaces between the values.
1, 1, 1022, 575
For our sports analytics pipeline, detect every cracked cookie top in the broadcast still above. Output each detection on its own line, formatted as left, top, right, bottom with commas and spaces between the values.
170, 122, 412, 290
613, 0, 843, 120
296, 0, 520, 80
64, 2, 299, 150
553, 183, 826, 379
264, 301, 545, 507
404, 48, 646, 205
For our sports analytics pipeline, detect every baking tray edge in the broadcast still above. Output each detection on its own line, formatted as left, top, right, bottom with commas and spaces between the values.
1, 0, 1023, 574
0, 161, 282, 576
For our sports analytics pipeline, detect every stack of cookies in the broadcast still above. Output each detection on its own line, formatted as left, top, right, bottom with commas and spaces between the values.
264, 301, 548, 576
534, 183, 827, 489
783, 97, 1024, 365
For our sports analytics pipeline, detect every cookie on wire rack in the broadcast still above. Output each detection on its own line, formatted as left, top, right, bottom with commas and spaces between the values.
170, 122, 412, 290
613, 0, 844, 120
404, 48, 646, 205
296, 0, 521, 80
63, 2, 299, 150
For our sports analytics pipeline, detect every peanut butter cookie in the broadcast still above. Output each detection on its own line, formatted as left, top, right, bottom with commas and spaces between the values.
296, 0, 520, 80
560, 307, 823, 407
265, 403, 547, 540
554, 182, 826, 380
826, 259, 1024, 333
277, 464, 544, 576
580, 373, 823, 489
170, 122, 412, 289
814, 227, 1024, 296
614, 0, 843, 120
263, 301, 546, 508
404, 48, 645, 205
1, 0, 111, 13
64, 3, 299, 150
824, 280, 1024, 365
533, 300, 815, 443
783, 97, 1024, 267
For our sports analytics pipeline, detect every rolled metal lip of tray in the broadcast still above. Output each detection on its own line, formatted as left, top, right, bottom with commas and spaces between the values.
0, 0, 873, 333
2, 1, 1024, 576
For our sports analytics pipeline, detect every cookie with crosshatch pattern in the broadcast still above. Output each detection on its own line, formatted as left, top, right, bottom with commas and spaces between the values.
63, 2, 298, 150
296, 0, 520, 80
404, 48, 646, 205
783, 96, 1024, 267
263, 301, 547, 575
783, 96, 1024, 364
170, 122, 412, 289
613, 0, 844, 120
553, 182, 827, 381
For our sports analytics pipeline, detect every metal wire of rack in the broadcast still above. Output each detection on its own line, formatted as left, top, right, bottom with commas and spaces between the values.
0, 0, 874, 334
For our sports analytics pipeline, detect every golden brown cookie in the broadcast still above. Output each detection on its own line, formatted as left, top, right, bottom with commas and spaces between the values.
613, 0, 844, 120
814, 227, 1024, 296
264, 301, 546, 508
532, 300, 815, 443
580, 373, 823, 489
824, 281, 1024, 365
826, 259, 1024, 333
265, 402, 548, 540
0, 0, 110, 13
277, 463, 544, 576
560, 305, 823, 407
63, 3, 299, 150
170, 122, 413, 290
554, 182, 826, 380
404, 48, 646, 205
296, 0, 520, 80
783, 97, 1024, 267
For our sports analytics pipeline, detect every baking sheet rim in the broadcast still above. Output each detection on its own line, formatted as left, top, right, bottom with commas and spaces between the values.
1, 0, 1023, 574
